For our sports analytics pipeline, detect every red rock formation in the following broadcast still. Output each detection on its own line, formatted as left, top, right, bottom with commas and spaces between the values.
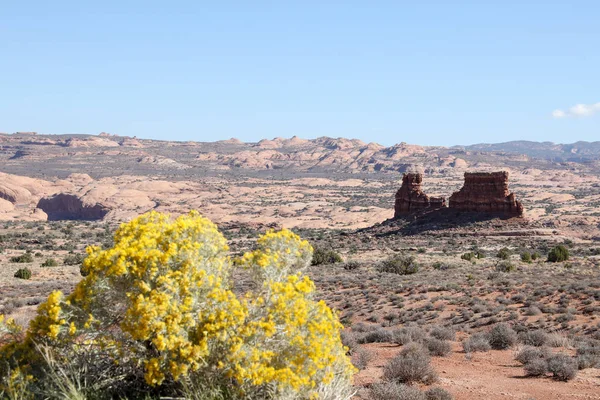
36, 193, 110, 221
394, 173, 446, 217
449, 171, 523, 216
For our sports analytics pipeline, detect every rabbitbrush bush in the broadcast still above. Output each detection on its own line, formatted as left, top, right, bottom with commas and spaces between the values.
0, 211, 355, 400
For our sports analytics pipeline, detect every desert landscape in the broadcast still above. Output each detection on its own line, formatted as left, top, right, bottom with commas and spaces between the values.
1, 132, 600, 399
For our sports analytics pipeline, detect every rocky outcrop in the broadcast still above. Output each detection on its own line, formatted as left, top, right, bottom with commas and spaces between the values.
449, 171, 523, 216
36, 193, 110, 221
394, 173, 446, 217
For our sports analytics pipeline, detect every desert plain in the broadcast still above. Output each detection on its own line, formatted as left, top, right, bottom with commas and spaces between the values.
1, 132, 600, 399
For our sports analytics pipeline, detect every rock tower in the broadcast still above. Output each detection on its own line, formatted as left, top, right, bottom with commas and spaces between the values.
394, 173, 446, 217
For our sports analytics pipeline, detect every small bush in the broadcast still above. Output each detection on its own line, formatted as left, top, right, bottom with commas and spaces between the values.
463, 333, 491, 353
495, 261, 515, 273
352, 348, 373, 370
14, 267, 32, 280
425, 387, 454, 400
547, 245, 569, 263
547, 354, 577, 381
378, 255, 419, 275
10, 252, 33, 263
63, 253, 85, 266
488, 323, 517, 350
531, 252, 541, 260
518, 330, 548, 347
360, 328, 394, 344
461, 252, 475, 261
524, 359, 548, 377
343, 261, 360, 270
430, 326, 455, 341
575, 339, 600, 369
515, 346, 550, 365
520, 252, 532, 263
41, 258, 59, 267
425, 338, 452, 357
370, 382, 425, 400
383, 343, 437, 385
497, 247, 511, 260
392, 326, 425, 345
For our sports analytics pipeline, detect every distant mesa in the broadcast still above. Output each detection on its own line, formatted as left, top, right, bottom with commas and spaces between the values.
449, 171, 524, 217
393, 171, 524, 219
36, 193, 110, 221
394, 173, 446, 217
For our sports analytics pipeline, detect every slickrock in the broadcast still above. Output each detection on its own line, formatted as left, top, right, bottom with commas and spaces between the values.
36, 193, 111, 221
449, 171, 524, 216
394, 173, 446, 217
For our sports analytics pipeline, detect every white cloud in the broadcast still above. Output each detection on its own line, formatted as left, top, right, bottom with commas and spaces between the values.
553, 102, 600, 118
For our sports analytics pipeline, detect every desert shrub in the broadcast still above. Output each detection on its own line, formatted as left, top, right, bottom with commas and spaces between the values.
547, 245, 569, 263
311, 247, 343, 265
63, 253, 85, 266
360, 328, 394, 344
546, 333, 570, 348
370, 382, 425, 400
488, 323, 517, 350
425, 338, 452, 357
352, 348, 373, 370
392, 326, 425, 345
518, 330, 548, 347
463, 333, 491, 353
461, 252, 475, 261
10, 252, 33, 263
515, 346, 550, 365
495, 261, 515, 273
496, 248, 511, 260
520, 252, 532, 263
0, 211, 354, 399
41, 258, 58, 268
425, 387, 453, 400
13, 268, 32, 280
341, 330, 359, 352
547, 354, 578, 381
378, 255, 419, 275
531, 252, 541, 260
575, 339, 600, 369
524, 359, 548, 377
429, 326, 455, 341
383, 343, 437, 385
343, 261, 360, 270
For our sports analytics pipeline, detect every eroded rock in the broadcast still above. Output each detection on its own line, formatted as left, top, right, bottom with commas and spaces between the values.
449, 171, 523, 217
36, 193, 110, 221
394, 173, 446, 217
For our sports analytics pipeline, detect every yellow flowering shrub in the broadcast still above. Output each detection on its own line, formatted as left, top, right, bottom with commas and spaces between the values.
0, 211, 354, 399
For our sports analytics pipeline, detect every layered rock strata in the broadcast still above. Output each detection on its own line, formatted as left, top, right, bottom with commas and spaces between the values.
449, 171, 523, 216
394, 173, 446, 217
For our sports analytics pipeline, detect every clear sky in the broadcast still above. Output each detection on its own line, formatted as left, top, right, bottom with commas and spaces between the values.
1, 1, 598, 146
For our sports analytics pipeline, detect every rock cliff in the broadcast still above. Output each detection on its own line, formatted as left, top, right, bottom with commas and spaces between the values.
36, 193, 111, 221
394, 173, 446, 217
449, 171, 523, 216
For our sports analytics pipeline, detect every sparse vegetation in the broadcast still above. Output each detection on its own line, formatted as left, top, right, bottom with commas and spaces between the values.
383, 343, 437, 385
378, 255, 419, 275
548, 245, 570, 263
13, 267, 32, 280
311, 247, 343, 265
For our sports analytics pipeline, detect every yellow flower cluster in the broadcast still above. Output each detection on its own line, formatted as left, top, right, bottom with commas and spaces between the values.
0, 211, 354, 398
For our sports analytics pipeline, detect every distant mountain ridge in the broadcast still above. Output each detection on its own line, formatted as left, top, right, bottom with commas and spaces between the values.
2, 132, 600, 178
458, 140, 600, 161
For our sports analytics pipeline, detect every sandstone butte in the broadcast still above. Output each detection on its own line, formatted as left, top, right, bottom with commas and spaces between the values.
449, 171, 524, 217
394, 171, 524, 218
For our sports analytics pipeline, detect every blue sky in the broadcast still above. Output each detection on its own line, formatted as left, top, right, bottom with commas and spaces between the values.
1, 1, 598, 146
